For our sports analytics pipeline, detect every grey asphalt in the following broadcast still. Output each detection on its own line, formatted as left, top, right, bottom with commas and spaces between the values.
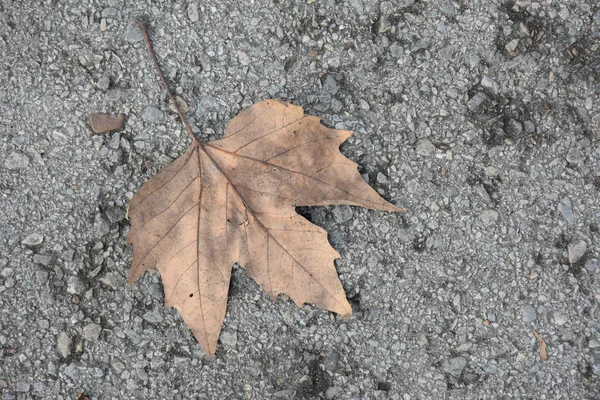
1, 0, 599, 399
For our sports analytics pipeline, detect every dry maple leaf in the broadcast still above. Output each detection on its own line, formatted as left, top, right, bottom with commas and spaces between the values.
126, 21, 401, 355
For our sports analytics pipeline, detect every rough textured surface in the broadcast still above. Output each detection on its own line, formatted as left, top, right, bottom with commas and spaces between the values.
0, 0, 599, 399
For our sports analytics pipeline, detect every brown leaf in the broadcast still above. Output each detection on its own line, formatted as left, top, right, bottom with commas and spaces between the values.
126, 100, 400, 355
89, 113, 125, 134
532, 330, 548, 360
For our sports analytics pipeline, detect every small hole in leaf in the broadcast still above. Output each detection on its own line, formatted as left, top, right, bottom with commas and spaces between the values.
189, 293, 194, 298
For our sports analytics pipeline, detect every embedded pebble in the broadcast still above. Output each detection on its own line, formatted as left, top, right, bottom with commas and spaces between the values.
142, 310, 164, 324
5, 152, 29, 170
332, 205, 353, 224
467, 92, 487, 112
124, 23, 143, 42
33, 254, 52, 266
220, 331, 238, 347
15, 381, 30, 393
522, 304, 537, 323
67, 276, 86, 295
96, 76, 110, 90
188, 3, 200, 22
568, 240, 586, 264
443, 356, 467, 377
323, 75, 340, 95
505, 39, 519, 53
93, 214, 111, 238
82, 323, 102, 342
142, 107, 165, 124
22, 233, 44, 247
416, 138, 435, 156
480, 210, 499, 226
57, 332, 72, 358
89, 113, 125, 134
325, 386, 342, 399
558, 197, 576, 225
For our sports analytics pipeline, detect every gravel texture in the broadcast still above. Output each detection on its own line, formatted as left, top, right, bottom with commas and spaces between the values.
1, 0, 599, 399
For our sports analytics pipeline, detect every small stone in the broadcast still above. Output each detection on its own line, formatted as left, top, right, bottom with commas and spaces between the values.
443, 356, 467, 378
480, 210, 499, 226
5, 151, 30, 170
323, 351, 341, 372
481, 76, 499, 95
57, 332, 72, 358
136, 366, 149, 381
220, 331, 237, 347
33, 254, 52, 266
467, 92, 487, 112
67, 276, 86, 295
332, 205, 353, 224
99, 273, 117, 288
123, 327, 142, 344
585, 258, 599, 272
322, 75, 340, 95
108, 132, 121, 149
142, 310, 163, 323
456, 342, 472, 353
440, 0, 457, 16
89, 113, 125, 134
325, 386, 342, 399
124, 23, 143, 42
331, 98, 343, 113
359, 99, 370, 112
589, 339, 600, 349
412, 38, 430, 51
93, 214, 110, 238
105, 207, 125, 224
318, 91, 332, 103
15, 381, 30, 393
82, 323, 102, 341
505, 39, 519, 53
553, 312, 568, 326
238, 51, 250, 66
64, 363, 79, 380
507, 119, 522, 135
522, 304, 537, 323
568, 240, 586, 264
51, 131, 69, 145
390, 42, 404, 57
22, 233, 43, 247
97, 76, 110, 91
142, 107, 165, 124
524, 121, 535, 133
558, 197, 576, 225
377, 172, 388, 184
188, 3, 200, 22
558, 7, 570, 20
416, 138, 435, 156
1, 268, 13, 278
417, 332, 428, 346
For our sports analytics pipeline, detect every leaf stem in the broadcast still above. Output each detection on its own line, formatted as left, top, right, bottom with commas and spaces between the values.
135, 19, 200, 146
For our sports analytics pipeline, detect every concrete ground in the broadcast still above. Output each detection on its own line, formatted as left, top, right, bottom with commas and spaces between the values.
1, 0, 599, 398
